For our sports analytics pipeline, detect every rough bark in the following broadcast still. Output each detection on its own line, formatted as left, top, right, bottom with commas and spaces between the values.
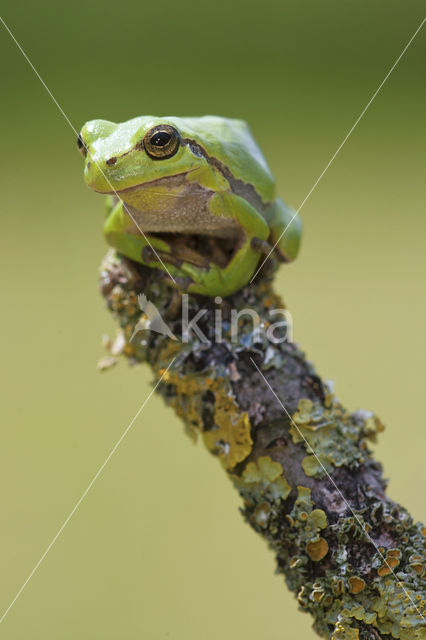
98, 249, 425, 640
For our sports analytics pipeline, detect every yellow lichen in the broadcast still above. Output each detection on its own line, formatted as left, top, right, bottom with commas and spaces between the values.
362, 413, 385, 442
331, 577, 345, 595
162, 370, 253, 470
348, 577, 366, 594
307, 537, 329, 562
312, 589, 324, 603
376, 549, 402, 576
331, 622, 359, 640
410, 563, 425, 576
409, 554, 423, 563
202, 406, 252, 470
323, 595, 333, 607
385, 556, 400, 569
297, 585, 308, 608
155, 340, 183, 368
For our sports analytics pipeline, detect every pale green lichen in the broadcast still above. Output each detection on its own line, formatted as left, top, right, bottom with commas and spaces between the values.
308, 509, 328, 531
321, 510, 426, 639
371, 578, 425, 639
291, 397, 384, 478
231, 456, 291, 504
302, 453, 333, 477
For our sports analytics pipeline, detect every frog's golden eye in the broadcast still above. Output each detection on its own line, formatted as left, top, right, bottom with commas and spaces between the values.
77, 133, 87, 158
143, 124, 180, 160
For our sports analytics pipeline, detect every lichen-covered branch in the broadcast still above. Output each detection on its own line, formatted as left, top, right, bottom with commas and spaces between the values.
99, 250, 425, 640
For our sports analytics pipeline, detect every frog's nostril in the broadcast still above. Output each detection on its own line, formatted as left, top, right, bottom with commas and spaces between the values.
106, 157, 117, 166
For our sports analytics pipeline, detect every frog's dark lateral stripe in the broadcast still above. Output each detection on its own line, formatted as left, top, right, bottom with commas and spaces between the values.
182, 137, 269, 215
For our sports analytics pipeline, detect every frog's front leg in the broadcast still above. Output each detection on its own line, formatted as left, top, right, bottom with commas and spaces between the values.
183, 192, 271, 296
103, 199, 177, 270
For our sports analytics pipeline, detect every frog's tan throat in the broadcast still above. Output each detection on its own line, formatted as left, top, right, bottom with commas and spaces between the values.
113, 173, 247, 270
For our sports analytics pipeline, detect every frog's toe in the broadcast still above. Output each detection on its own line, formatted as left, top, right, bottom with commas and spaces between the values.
251, 237, 273, 255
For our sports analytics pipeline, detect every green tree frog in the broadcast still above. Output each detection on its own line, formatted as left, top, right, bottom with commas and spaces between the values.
78, 115, 302, 296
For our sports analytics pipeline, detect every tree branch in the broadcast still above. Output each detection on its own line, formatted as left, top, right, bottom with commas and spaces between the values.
99, 250, 425, 640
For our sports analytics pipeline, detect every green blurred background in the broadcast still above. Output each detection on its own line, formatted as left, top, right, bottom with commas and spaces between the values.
0, 1, 425, 638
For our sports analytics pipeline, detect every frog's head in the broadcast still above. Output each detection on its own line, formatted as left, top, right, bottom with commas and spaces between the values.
78, 116, 201, 196
77, 115, 275, 203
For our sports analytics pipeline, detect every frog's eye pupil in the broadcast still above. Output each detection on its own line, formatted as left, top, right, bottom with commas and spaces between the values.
144, 125, 180, 159
152, 131, 171, 147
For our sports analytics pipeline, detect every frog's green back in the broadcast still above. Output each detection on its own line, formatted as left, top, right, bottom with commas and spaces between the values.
169, 116, 275, 203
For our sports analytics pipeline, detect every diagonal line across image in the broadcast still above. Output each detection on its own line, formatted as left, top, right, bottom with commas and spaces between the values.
250, 16, 426, 284
0, 358, 176, 624
0, 16, 177, 283
1, 8, 424, 632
